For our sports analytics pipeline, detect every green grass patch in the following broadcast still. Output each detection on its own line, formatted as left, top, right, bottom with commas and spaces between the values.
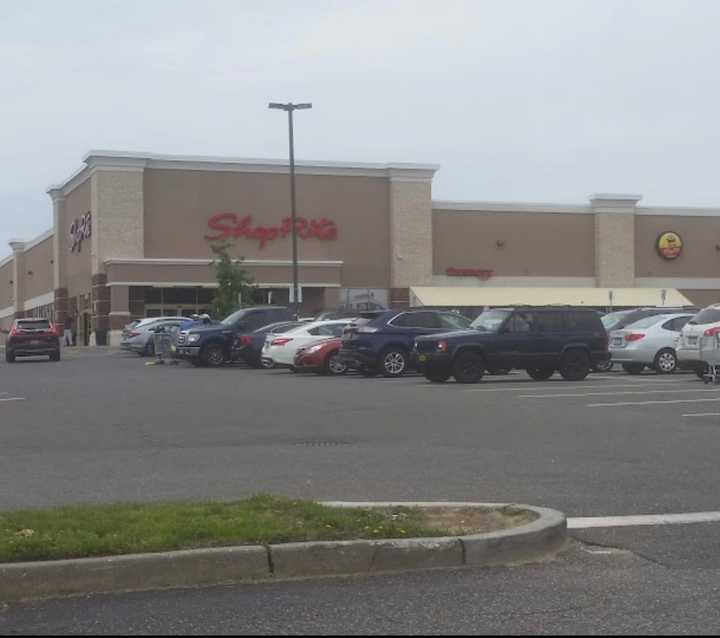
0, 496, 456, 563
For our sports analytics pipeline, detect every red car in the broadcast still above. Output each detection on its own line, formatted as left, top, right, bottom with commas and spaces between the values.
4, 318, 61, 363
293, 338, 347, 375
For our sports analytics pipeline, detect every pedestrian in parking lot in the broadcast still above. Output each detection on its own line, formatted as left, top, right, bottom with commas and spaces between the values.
63, 316, 73, 347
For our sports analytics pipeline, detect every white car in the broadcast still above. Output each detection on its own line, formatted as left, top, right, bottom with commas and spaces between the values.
677, 304, 720, 377
262, 319, 353, 369
609, 313, 693, 374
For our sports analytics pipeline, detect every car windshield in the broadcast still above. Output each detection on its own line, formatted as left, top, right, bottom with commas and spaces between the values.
601, 311, 634, 331
471, 310, 511, 332
689, 308, 720, 325
16, 319, 51, 331
221, 310, 248, 326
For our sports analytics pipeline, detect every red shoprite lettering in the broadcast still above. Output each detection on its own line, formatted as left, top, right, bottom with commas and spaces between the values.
206, 213, 338, 249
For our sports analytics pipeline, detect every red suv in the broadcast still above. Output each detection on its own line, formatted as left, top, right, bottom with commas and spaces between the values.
5, 318, 61, 363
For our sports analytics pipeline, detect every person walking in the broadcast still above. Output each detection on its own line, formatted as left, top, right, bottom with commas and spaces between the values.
63, 316, 74, 347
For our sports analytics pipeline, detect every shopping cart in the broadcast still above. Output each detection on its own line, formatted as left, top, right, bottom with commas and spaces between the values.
152, 326, 176, 365
699, 332, 720, 384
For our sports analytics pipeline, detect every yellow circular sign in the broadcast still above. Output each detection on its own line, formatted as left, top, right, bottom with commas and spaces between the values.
657, 232, 683, 260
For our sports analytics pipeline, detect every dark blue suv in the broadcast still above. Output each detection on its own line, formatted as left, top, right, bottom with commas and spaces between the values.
339, 309, 472, 377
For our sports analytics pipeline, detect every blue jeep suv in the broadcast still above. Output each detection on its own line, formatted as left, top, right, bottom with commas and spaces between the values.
339, 309, 472, 377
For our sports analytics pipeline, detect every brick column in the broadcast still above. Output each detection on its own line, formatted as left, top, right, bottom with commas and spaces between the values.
591, 194, 641, 288
9, 241, 25, 319
109, 285, 131, 347
92, 273, 110, 346
54, 287, 69, 329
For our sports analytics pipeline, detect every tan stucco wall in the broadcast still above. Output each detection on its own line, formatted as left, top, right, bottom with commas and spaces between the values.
61, 179, 93, 299
0, 261, 13, 310
22, 237, 54, 303
432, 211, 595, 277
636, 216, 720, 278
142, 169, 390, 289
390, 179, 433, 287
680, 290, 720, 308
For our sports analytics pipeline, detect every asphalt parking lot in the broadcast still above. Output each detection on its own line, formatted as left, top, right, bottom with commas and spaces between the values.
3, 349, 720, 634
1, 348, 720, 517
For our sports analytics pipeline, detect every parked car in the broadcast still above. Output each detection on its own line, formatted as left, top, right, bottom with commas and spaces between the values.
233, 321, 304, 368
414, 306, 609, 383
316, 309, 386, 321
339, 310, 473, 377
4, 318, 61, 363
596, 306, 699, 371
609, 313, 693, 374
262, 320, 352, 369
293, 338, 346, 375
120, 316, 187, 356
175, 306, 294, 367
678, 304, 720, 378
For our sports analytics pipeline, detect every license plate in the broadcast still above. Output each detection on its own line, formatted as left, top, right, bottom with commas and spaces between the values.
612, 338, 623, 346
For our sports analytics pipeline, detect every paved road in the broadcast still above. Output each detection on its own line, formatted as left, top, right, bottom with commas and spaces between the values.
0, 350, 718, 516
3, 529, 720, 635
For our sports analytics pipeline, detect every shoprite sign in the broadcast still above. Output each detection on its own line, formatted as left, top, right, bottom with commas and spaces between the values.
206, 213, 337, 249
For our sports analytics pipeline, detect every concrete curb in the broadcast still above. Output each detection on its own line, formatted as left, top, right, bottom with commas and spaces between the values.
0, 502, 566, 603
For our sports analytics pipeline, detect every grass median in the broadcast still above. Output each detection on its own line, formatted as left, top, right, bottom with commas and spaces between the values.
0, 496, 535, 564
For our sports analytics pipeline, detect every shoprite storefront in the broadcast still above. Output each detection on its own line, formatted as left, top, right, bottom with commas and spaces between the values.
2, 150, 720, 346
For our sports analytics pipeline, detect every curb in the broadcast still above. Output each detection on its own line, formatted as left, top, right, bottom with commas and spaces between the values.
0, 502, 566, 604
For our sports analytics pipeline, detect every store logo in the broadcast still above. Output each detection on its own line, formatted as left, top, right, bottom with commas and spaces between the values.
70, 212, 92, 252
446, 267, 495, 280
206, 213, 338, 249
657, 231, 683, 260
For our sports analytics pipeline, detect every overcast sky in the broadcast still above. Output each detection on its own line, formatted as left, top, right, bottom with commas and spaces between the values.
2, 0, 720, 252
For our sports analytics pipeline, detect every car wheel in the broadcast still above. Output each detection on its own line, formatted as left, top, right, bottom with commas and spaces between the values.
380, 348, 408, 377
622, 363, 645, 375
424, 368, 451, 383
452, 351, 485, 384
593, 360, 614, 373
559, 350, 591, 381
201, 344, 225, 367
5, 351, 15, 363
324, 352, 348, 376
653, 349, 677, 374
527, 368, 555, 381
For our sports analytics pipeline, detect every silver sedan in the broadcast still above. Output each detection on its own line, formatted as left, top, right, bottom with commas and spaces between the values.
609, 313, 693, 374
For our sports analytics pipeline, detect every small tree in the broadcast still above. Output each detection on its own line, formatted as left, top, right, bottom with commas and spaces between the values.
210, 243, 258, 319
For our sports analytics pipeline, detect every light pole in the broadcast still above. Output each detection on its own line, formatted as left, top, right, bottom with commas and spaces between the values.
269, 101, 312, 318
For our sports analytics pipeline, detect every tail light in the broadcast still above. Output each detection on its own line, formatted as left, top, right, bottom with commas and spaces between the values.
271, 338, 293, 346
129, 331, 141, 338
705, 326, 720, 337
436, 340, 449, 353
625, 333, 646, 342
239, 336, 252, 346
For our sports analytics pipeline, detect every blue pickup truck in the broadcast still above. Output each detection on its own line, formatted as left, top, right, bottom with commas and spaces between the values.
175, 306, 294, 367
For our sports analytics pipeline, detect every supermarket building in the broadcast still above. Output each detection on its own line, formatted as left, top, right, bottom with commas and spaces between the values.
2, 150, 720, 346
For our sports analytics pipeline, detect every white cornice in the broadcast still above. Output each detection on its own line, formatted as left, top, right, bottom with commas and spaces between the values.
24, 229, 54, 252
0, 255, 13, 269
637, 206, 720, 217
433, 201, 593, 215
104, 258, 344, 268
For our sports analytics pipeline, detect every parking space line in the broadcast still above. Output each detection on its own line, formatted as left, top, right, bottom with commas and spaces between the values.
589, 397, 720, 408
682, 413, 720, 418
467, 383, 691, 394
0, 397, 25, 403
569, 511, 720, 529
521, 388, 720, 399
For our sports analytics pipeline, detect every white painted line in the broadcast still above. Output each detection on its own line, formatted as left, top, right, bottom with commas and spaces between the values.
521, 388, 720, 399
0, 397, 25, 403
469, 383, 694, 394
589, 397, 720, 408
683, 413, 720, 418
569, 511, 720, 529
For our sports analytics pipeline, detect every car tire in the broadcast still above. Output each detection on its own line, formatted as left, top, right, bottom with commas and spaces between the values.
5, 351, 15, 363
324, 352, 348, 376
201, 344, 225, 368
424, 368, 451, 383
622, 363, 645, 375
653, 349, 677, 374
527, 368, 555, 381
379, 347, 408, 378
559, 350, 591, 381
452, 351, 485, 384
50, 351, 61, 362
